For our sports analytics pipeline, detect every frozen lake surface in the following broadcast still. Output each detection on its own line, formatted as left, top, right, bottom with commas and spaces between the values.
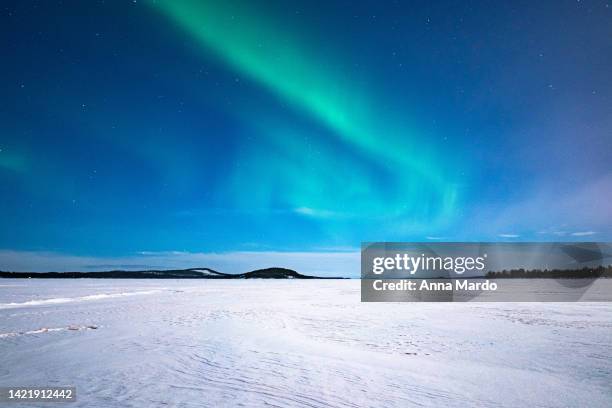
0, 279, 610, 407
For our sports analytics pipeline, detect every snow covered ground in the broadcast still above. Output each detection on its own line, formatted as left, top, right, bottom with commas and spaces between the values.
0, 279, 610, 407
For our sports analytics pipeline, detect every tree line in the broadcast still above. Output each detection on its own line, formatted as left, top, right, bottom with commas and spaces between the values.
486, 265, 612, 279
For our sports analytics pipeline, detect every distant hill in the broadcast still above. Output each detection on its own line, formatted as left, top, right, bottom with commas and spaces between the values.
236, 268, 318, 279
0, 267, 343, 279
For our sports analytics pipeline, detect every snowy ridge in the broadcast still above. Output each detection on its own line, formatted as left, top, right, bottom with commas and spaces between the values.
0, 290, 161, 310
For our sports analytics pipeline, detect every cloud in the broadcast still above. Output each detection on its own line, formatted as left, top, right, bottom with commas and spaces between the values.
570, 231, 597, 237
538, 230, 598, 237
0, 249, 360, 278
426, 236, 446, 240
498, 234, 520, 238
293, 207, 341, 218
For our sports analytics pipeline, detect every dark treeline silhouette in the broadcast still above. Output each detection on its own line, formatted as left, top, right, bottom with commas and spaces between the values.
0, 267, 344, 279
486, 265, 612, 279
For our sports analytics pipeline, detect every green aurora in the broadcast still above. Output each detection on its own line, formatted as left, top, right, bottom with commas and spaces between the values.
151, 0, 460, 224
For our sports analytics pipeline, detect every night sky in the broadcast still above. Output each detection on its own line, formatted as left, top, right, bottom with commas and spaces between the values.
1, 1, 611, 273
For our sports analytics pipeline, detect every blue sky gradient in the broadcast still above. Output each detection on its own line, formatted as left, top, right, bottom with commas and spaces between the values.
1, 1, 610, 274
